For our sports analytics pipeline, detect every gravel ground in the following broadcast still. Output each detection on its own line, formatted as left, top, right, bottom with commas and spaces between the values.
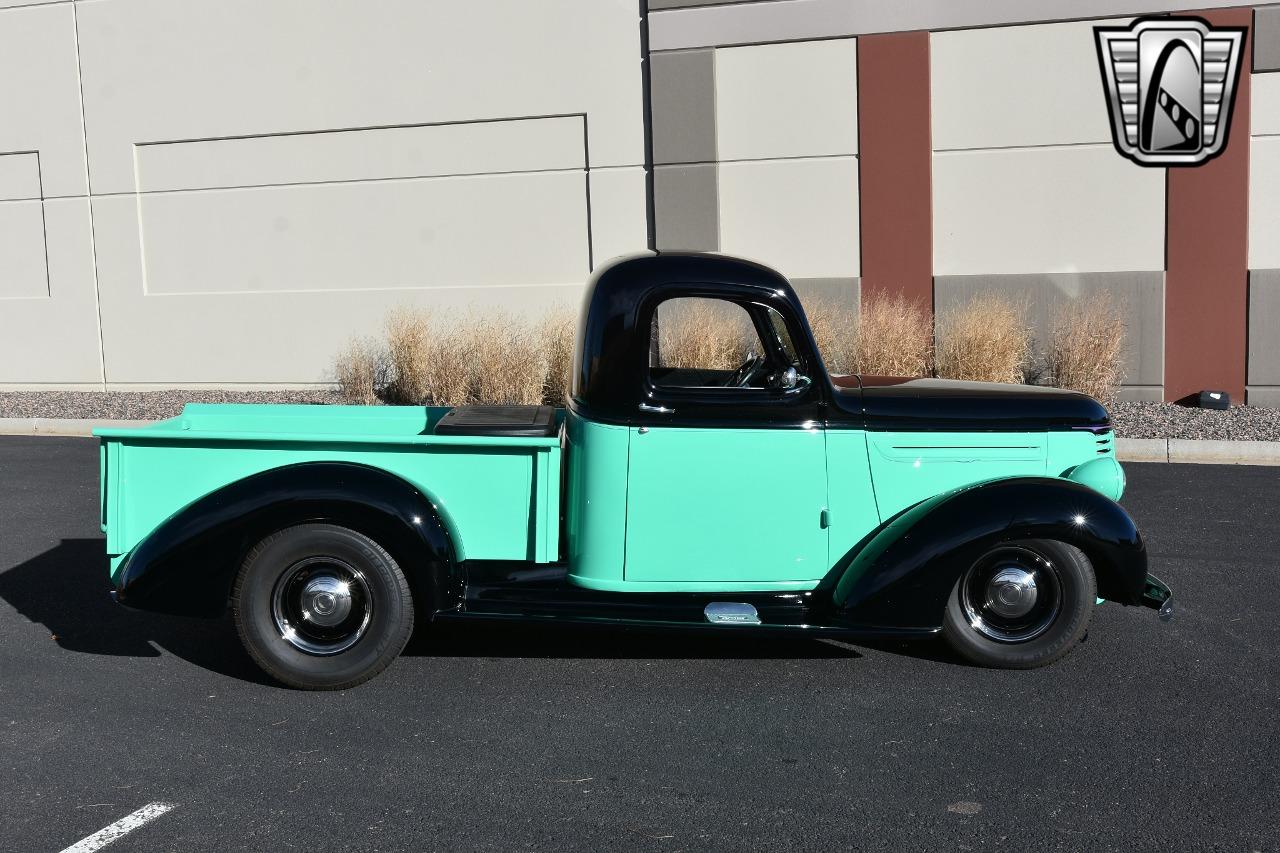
3, 390, 1280, 441
1109, 399, 1280, 441
0, 390, 343, 420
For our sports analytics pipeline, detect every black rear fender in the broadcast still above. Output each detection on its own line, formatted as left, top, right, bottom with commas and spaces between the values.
826, 477, 1147, 630
113, 462, 459, 618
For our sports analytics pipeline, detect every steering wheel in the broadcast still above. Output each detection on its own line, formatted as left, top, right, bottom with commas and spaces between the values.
725, 353, 765, 388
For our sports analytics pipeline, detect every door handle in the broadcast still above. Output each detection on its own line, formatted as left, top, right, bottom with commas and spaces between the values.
638, 403, 675, 414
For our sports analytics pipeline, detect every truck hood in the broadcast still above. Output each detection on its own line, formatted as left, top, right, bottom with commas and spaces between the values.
830, 375, 1111, 432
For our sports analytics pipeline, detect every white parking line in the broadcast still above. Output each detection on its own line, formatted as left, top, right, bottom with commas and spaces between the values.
58, 802, 176, 853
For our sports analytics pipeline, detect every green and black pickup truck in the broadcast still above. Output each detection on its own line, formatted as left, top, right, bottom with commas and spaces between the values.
95, 253, 1171, 689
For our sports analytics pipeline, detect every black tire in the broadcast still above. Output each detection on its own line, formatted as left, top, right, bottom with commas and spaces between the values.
942, 539, 1095, 669
232, 523, 414, 690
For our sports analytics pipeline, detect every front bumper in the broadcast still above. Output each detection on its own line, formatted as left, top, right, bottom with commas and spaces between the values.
1140, 573, 1174, 622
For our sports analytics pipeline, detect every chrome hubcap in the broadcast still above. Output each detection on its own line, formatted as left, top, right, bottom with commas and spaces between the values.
960, 546, 1061, 643
300, 575, 353, 627
271, 557, 372, 656
986, 567, 1038, 619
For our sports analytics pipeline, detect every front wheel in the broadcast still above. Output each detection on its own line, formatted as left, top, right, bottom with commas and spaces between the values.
233, 523, 414, 690
942, 539, 1095, 669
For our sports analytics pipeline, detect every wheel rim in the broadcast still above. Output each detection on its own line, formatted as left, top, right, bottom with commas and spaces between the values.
270, 556, 373, 656
959, 545, 1062, 643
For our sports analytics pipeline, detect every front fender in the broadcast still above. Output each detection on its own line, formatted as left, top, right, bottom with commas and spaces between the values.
114, 462, 458, 618
827, 477, 1147, 630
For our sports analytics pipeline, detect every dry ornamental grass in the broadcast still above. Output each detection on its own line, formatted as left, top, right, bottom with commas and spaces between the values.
340, 306, 576, 406
934, 293, 1032, 384
337, 288, 1125, 406
333, 336, 386, 405
1047, 293, 1127, 401
653, 298, 754, 370
804, 299, 857, 375
855, 292, 933, 377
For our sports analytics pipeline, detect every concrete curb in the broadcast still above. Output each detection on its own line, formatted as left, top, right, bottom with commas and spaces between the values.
3, 419, 1280, 465
1116, 437, 1280, 466
0, 418, 153, 437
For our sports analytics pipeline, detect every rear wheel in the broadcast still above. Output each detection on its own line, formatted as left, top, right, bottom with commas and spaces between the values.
233, 523, 414, 690
942, 539, 1095, 669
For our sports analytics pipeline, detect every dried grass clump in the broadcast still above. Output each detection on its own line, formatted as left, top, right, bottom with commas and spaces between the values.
350, 305, 578, 406
655, 298, 753, 369
383, 307, 474, 406
804, 299, 857, 375
334, 336, 388, 404
537, 307, 576, 406
855, 292, 933, 377
935, 293, 1032, 384
1047, 293, 1127, 401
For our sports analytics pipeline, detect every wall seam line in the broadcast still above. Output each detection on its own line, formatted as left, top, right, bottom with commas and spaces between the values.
71, 1, 107, 390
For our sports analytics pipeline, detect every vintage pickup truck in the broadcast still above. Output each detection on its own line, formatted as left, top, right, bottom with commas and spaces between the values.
96, 253, 1171, 689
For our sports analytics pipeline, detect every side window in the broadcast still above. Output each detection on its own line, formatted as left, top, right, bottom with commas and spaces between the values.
765, 307, 801, 367
649, 297, 765, 390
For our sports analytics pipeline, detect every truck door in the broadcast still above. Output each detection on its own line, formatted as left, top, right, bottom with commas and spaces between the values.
623, 296, 829, 586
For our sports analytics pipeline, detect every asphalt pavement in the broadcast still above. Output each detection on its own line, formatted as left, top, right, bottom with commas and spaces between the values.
1, 436, 1276, 852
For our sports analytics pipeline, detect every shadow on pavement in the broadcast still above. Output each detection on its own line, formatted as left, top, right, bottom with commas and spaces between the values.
2, 539, 979, 682
0, 538, 270, 684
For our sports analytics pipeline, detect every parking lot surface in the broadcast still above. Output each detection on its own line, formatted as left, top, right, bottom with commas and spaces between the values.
1, 436, 1276, 852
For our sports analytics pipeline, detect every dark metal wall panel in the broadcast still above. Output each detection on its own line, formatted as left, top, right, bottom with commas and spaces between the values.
1255, 6, 1280, 71
934, 272, 1166, 397
1247, 269, 1280, 387
649, 49, 718, 165
653, 163, 719, 250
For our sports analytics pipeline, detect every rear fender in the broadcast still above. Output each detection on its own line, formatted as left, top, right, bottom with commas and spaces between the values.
826, 477, 1147, 629
113, 462, 459, 618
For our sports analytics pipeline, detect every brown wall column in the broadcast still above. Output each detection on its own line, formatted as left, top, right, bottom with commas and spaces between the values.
856, 31, 933, 314
1164, 7, 1252, 402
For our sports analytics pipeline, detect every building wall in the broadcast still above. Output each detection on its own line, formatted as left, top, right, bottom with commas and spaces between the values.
648, 0, 1280, 404
649, 38, 861, 309
4, 0, 1280, 401
1249, 8, 1280, 405
0, 0, 646, 388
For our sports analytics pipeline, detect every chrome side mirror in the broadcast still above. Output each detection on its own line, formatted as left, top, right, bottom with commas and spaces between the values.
778, 366, 799, 389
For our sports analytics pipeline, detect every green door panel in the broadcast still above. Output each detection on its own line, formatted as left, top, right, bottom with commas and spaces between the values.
823, 430, 884, 563
624, 426, 828, 585
866, 431, 1048, 520
564, 412, 631, 588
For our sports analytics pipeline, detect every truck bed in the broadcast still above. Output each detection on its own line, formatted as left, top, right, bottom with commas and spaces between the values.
95, 404, 563, 574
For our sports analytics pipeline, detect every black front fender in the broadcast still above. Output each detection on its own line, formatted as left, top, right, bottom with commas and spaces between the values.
827, 477, 1147, 630
114, 462, 458, 618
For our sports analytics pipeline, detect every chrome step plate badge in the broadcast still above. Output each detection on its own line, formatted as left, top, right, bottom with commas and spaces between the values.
704, 602, 761, 626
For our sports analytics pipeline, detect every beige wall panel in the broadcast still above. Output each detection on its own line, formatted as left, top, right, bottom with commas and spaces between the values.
0, 198, 103, 383
588, 167, 650, 267
138, 170, 588, 295
1250, 137, 1280, 270
933, 146, 1164, 275
0, 202, 48, 299
931, 19, 1123, 151
0, 153, 42, 201
92, 195, 587, 384
136, 117, 586, 194
1252, 72, 1280, 136
715, 38, 857, 161
75, 0, 644, 195
718, 157, 859, 279
0, 4, 87, 197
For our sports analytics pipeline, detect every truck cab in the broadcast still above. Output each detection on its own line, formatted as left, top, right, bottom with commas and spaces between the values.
96, 253, 1170, 690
